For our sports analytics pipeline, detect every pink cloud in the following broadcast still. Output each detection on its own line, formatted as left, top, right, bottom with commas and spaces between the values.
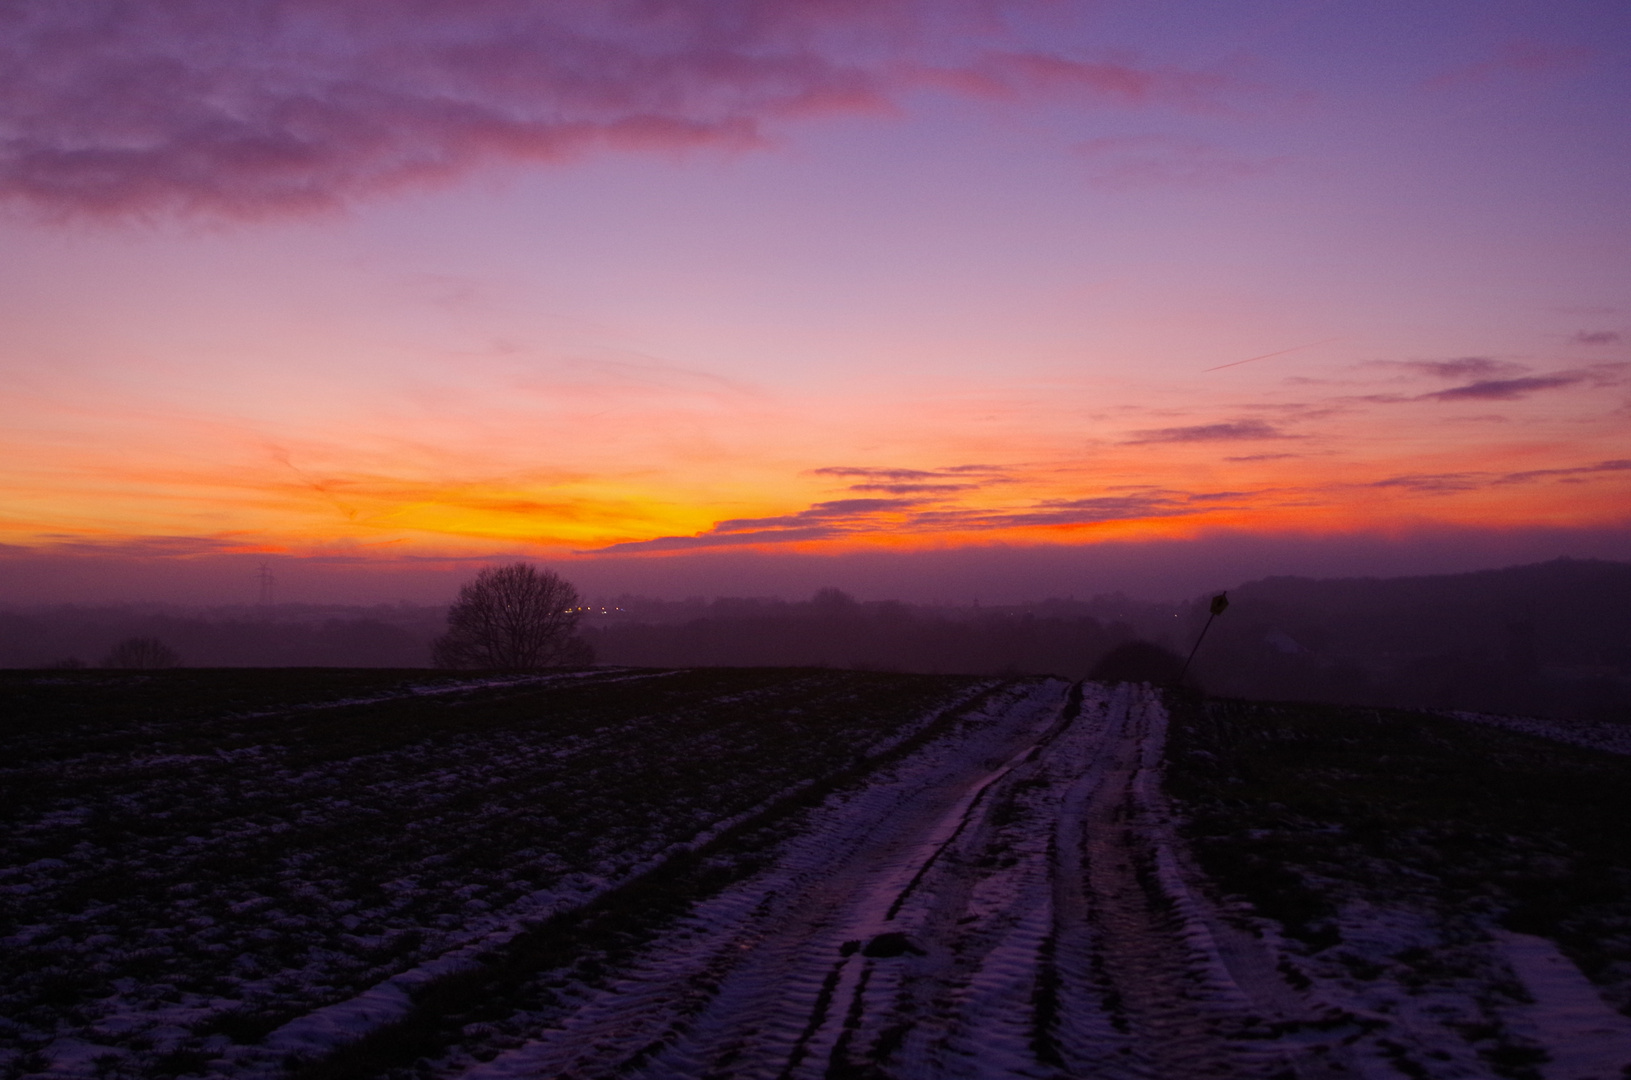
1574, 331, 1621, 346
911, 51, 1237, 109
1400, 356, 1521, 380
1075, 134, 1281, 190
1123, 419, 1297, 444
1425, 40, 1595, 89
1421, 375, 1580, 402
811, 463, 1014, 494
0, 1, 1238, 221
1413, 364, 1625, 402
1373, 458, 1631, 494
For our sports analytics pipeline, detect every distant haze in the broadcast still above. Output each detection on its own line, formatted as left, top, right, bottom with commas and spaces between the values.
2, 524, 1627, 607
5, 557, 1627, 723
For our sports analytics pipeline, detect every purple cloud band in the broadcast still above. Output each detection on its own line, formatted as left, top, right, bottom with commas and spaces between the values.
590, 450, 1631, 553
1372, 458, 1631, 494
0, 1, 1238, 220
1421, 376, 1580, 401
1359, 359, 1626, 405
812, 463, 1013, 496
1123, 419, 1294, 444
584, 485, 1241, 553
1402, 357, 1520, 380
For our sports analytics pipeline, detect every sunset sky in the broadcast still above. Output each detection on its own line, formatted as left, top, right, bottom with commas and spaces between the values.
2, 0, 1628, 603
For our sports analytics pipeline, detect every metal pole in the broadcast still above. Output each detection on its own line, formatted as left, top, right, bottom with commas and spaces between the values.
1177, 591, 1228, 686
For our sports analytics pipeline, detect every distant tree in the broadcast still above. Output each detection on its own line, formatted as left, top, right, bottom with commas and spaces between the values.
102, 637, 182, 669
811, 587, 857, 612
433, 563, 593, 670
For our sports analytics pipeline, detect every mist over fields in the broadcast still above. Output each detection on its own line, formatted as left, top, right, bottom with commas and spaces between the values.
3, 558, 1628, 721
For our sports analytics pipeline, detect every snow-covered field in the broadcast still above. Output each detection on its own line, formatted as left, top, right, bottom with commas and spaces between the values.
0, 668, 993, 1079
386, 684, 1631, 1080
5, 670, 1629, 1079
1443, 709, 1631, 757
1171, 697, 1631, 1080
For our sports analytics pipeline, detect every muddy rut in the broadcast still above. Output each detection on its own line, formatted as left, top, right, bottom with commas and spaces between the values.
451, 682, 1357, 1079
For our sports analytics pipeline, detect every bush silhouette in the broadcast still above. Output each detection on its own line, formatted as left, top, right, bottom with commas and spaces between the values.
101, 637, 182, 669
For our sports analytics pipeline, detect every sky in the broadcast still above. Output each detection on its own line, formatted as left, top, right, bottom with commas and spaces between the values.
1, 0, 1628, 604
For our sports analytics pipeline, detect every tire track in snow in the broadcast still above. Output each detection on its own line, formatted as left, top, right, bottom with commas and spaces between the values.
258, 675, 1000, 1078
774, 683, 1086, 1078
454, 681, 1356, 1079
1067, 687, 1269, 1078
1047, 687, 1366, 1080
456, 680, 1069, 1080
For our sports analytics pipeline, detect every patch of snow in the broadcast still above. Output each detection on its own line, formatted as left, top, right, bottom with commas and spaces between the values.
456, 680, 1069, 1079
253, 681, 1006, 1069
1264, 629, 1309, 655
1495, 930, 1631, 1080
1444, 711, 1631, 757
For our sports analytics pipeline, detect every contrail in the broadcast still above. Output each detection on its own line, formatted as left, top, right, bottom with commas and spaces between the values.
1203, 336, 1344, 373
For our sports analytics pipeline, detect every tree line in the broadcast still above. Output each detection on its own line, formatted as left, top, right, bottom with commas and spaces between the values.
8, 558, 1628, 721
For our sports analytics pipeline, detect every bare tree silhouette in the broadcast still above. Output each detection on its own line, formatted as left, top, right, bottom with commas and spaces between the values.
433, 564, 591, 670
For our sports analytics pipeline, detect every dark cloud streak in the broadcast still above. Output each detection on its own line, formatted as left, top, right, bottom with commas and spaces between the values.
1402, 357, 1518, 380
847, 483, 979, 494
813, 463, 1015, 495
1423, 376, 1579, 401
1373, 458, 1631, 494
1123, 419, 1294, 444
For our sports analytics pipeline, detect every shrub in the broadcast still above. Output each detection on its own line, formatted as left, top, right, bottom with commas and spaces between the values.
101, 637, 182, 669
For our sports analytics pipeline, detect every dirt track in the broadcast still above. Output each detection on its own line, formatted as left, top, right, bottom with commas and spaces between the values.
450, 681, 1361, 1079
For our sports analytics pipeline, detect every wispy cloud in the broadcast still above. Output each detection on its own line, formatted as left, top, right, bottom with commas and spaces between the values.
1495, 459, 1631, 485
811, 463, 1013, 495
1123, 419, 1295, 444
584, 483, 1254, 553
1421, 375, 1581, 401
0, 1, 1240, 221
28, 534, 271, 559
1399, 357, 1522, 380
900, 491, 1187, 529
1352, 360, 1625, 404
1370, 472, 1484, 494
588, 496, 922, 553
1373, 458, 1631, 495
1075, 134, 1282, 190
711, 497, 922, 531
1574, 331, 1621, 346
812, 465, 1007, 480
846, 483, 981, 494
1425, 40, 1595, 89
917, 53, 1241, 109
0, 1, 843, 219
